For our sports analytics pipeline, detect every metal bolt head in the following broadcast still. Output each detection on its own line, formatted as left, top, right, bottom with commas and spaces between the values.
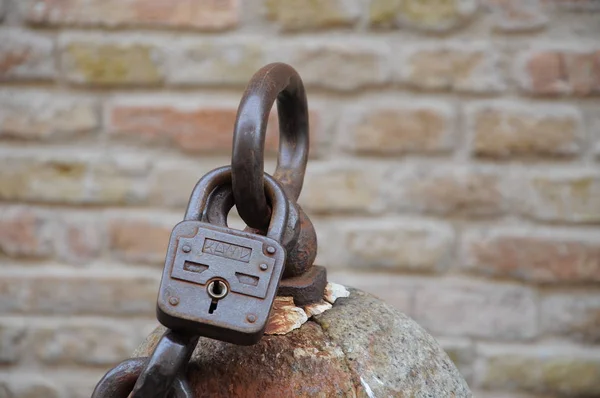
259, 263, 268, 271
182, 245, 191, 253
246, 314, 257, 323
266, 246, 276, 254
169, 296, 179, 306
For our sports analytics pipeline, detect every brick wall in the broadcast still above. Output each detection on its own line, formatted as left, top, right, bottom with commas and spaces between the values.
0, 0, 599, 397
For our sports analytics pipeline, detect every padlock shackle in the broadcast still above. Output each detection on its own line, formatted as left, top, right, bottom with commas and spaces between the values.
231, 62, 309, 230
184, 166, 289, 243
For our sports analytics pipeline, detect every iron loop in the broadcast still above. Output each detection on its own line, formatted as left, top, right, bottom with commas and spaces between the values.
231, 62, 309, 230
91, 356, 194, 398
184, 166, 289, 243
130, 329, 199, 398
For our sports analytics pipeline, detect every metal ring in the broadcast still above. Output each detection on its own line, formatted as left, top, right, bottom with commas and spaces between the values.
232, 62, 309, 230
185, 166, 289, 243
91, 357, 194, 398
130, 330, 199, 398
91, 330, 197, 398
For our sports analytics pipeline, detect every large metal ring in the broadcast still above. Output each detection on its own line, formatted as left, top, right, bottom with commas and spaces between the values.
231, 62, 309, 230
91, 330, 197, 398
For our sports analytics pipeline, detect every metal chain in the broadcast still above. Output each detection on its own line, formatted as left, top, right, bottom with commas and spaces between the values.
92, 330, 197, 398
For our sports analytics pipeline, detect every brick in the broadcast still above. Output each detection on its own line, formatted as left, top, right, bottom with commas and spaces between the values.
331, 219, 454, 273
23, 273, 159, 315
33, 323, 138, 366
541, 292, 600, 343
516, 47, 600, 96
0, 155, 150, 205
0, 207, 54, 259
0, 276, 31, 313
108, 216, 174, 264
0, 91, 99, 141
299, 162, 383, 214
484, 0, 548, 32
551, 0, 600, 10
437, 338, 475, 384
326, 271, 413, 314
393, 0, 478, 31
53, 215, 103, 264
341, 100, 455, 154
0, 375, 61, 398
413, 279, 537, 340
517, 170, 600, 223
278, 40, 391, 91
370, 0, 478, 30
0, 323, 26, 364
59, 36, 164, 86
148, 160, 218, 208
164, 38, 265, 86
0, 29, 55, 81
22, 0, 238, 30
462, 227, 600, 283
265, 0, 360, 31
466, 101, 582, 158
477, 344, 600, 396
398, 43, 506, 93
89, 157, 151, 205
0, 156, 88, 204
383, 165, 505, 217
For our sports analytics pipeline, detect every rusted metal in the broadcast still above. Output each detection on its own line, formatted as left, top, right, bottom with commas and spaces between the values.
93, 62, 328, 396
91, 357, 193, 398
157, 166, 289, 345
130, 330, 199, 398
278, 265, 327, 307
231, 62, 309, 230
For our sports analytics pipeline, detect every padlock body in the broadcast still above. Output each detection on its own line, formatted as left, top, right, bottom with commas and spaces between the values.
157, 221, 285, 345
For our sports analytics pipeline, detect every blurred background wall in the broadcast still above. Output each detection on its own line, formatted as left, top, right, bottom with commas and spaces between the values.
0, 0, 599, 397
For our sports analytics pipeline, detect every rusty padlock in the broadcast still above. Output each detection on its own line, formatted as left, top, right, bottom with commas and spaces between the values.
157, 166, 290, 345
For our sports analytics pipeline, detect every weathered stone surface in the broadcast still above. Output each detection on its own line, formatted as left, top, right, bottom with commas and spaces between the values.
33, 323, 137, 366
398, 43, 505, 93
341, 100, 455, 154
0, 323, 26, 364
541, 292, 600, 343
414, 279, 537, 340
299, 163, 383, 214
462, 227, 600, 283
0, 29, 55, 81
0, 375, 62, 398
60, 37, 164, 86
466, 101, 582, 158
164, 39, 265, 86
107, 215, 174, 264
478, 344, 600, 396
135, 288, 471, 397
384, 165, 506, 216
332, 218, 454, 273
516, 47, 600, 96
516, 170, 600, 223
484, 0, 548, 32
265, 0, 360, 31
279, 40, 391, 91
0, 206, 53, 259
0, 91, 99, 141
22, 0, 239, 30
370, 0, 479, 31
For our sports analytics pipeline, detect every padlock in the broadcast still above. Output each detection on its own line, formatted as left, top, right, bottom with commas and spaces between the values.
156, 166, 289, 346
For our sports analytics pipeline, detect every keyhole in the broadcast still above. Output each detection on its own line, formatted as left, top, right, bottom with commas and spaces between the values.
207, 279, 228, 314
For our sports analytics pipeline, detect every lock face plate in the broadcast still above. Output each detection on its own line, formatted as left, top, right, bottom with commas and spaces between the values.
157, 221, 285, 345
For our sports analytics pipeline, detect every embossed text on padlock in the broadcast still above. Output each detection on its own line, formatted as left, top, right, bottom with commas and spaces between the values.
156, 166, 289, 345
